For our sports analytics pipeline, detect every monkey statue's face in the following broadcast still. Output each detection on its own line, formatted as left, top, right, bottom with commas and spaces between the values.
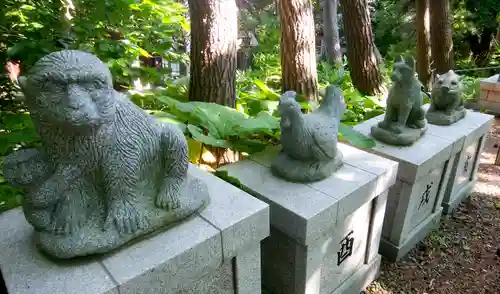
19, 50, 115, 130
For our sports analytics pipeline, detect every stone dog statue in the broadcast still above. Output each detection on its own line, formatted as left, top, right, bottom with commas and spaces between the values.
426, 70, 466, 125
371, 55, 427, 146
271, 85, 345, 182
2, 50, 210, 259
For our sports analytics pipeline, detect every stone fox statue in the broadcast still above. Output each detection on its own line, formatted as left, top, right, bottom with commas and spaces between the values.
11, 50, 192, 236
378, 56, 426, 133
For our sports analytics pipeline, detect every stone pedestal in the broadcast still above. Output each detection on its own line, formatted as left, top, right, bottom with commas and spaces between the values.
354, 116, 455, 262
478, 74, 500, 114
219, 144, 398, 294
422, 104, 494, 215
0, 165, 269, 294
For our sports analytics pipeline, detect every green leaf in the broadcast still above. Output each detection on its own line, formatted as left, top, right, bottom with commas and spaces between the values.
187, 139, 203, 163
338, 123, 376, 149
230, 138, 268, 154
186, 124, 232, 148
233, 111, 279, 137
253, 79, 280, 100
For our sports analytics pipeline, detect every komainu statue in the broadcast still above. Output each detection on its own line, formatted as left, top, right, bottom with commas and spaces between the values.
426, 70, 466, 125
371, 56, 427, 146
271, 85, 345, 182
2, 50, 210, 259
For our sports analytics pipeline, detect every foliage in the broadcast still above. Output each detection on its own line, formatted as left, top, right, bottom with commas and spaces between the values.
1, 0, 189, 92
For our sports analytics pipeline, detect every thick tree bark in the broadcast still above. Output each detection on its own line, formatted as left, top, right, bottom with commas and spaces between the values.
188, 0, 238, 107
429, 0, 454, 75
277, 0, 318, 102
339, 0, 383, 95
416, 0, 431, 90
322, 0, 342, 65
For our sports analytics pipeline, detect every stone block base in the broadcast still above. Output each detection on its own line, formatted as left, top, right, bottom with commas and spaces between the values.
220, 144, 398, 294
442, 180, 475, 215
331, 255, 382, 294
0, 166, 270, 294
478, 74, 500, 115
379, 208, 442, 262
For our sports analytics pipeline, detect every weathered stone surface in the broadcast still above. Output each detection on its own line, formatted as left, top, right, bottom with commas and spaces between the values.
0, 167, 270, 294
477, 74, 500, 115
271, 85, 345, 182
219, 143, 397, 293
354, 114, 455, 261
426, 70, 467, 125
371, 56, 427, 146
2, 50, 210, 259
422, 107, 494, 215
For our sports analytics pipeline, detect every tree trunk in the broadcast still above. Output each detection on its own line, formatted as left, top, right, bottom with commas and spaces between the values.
277, 0, 318, 102
322, 0, 342, 65
339, 0, 383, 95
188, 0, 238, 107
468, 28, 495, 67
416, 0, 431, 90
429, 0, 454, 75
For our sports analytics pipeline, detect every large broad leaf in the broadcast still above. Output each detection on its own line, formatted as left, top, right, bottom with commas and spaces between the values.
187, 139, 203, 163
188, 102, 247, 139
244, 99, 279, 116
338, 123, 376, 149
186, 124, 232, 149
230, 138, 269, 154
233, 111, 279, 137
148, 110, 187, 133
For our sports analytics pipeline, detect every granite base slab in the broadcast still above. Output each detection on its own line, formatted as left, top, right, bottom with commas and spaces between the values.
0, 165, 269, 294
219, 144, 398, 294
379, 208, 442, 262
422, 104, 494, 215
354, 115, 455, 262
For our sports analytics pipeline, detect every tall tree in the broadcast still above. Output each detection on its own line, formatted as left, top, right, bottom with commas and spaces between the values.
430, 0, 454, 75
339, 0, 383, 95
188, 0, 238, 107
321, 0, 342, 65
278, 0, 318, 102
416, 0, 431, 90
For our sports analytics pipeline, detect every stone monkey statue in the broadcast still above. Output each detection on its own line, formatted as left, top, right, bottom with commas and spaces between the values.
3, 50, 209, 258
371, 56, 427, 146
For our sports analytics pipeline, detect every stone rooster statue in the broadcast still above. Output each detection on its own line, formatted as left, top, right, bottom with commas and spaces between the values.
271, 85, 346, 182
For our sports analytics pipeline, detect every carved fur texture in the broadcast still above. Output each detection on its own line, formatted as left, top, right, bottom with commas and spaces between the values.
12, 50, 189, 236
378, 56, 426, 134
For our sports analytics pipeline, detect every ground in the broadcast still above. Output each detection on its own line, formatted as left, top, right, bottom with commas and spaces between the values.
364, 117, 500, 294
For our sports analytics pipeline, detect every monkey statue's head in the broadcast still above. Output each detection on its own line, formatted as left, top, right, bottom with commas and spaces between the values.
18, 50, 116, 130
390, 55, 416, 84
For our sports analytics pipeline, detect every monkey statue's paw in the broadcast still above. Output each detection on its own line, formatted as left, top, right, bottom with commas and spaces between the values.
49, 194, 87, 236
105, 198, 147, 234
155, 179, 184, 210
28, 180, 60, 208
